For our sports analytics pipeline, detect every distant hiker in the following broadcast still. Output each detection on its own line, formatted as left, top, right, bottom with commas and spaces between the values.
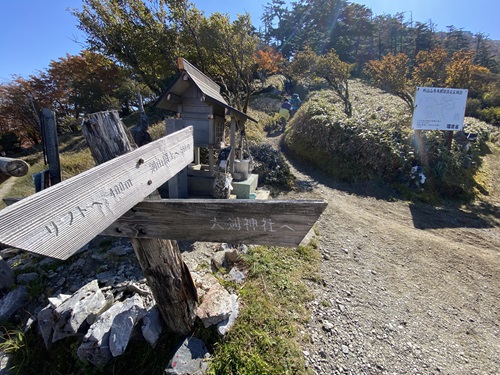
279, 99, 291, 131
290, 93, 302, 115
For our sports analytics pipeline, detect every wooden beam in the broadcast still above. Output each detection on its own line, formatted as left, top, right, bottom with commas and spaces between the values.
229, 118, 236, 173
2, 198, 327, 247
0, 127, 194, 260
0, 157, 29, 177
102, 199, 327, 247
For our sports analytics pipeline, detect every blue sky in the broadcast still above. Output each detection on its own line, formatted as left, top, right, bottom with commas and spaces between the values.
1, 0, 499, 83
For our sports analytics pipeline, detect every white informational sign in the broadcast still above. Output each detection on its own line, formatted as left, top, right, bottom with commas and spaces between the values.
411, 87, 468, 131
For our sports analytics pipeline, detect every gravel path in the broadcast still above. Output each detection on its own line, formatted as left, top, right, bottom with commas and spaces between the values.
273, 136, 499, 375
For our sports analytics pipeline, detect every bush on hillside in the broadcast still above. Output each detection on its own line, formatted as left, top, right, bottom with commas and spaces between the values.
465, 98, 482, 117
286, 89, 413, 183
478, 107, 500, 125
249, 96, 283, 116
0, 131, 22, 154
261, 113, 284, 134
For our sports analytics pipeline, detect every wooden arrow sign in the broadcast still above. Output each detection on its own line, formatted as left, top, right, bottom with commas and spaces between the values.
101, 199, 327, 247
0, 127, 194, 260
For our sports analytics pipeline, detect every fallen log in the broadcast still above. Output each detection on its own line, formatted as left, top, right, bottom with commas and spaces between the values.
0, 157, 29, 178
0, 157, 29, 183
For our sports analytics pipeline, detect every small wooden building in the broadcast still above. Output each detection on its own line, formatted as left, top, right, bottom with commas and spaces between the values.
154, 58, 258, 197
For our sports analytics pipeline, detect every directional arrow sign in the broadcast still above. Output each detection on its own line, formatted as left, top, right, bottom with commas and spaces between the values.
0, 127, 194, 260
101, 199, 327, 247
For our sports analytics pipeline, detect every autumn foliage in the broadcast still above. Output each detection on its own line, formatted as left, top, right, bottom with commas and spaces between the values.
364, 49, 492, 113
445, 50, 490, 95
254, 48, 283, 78
364, 53, 414, 111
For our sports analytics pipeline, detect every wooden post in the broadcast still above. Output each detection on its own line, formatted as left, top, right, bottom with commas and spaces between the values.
414, 130, 428, 166
445, 131, 454, 151
82, 110, 197, 335
229, 117, 236, 174
209, 145, 214, 173
194, 147, 201, 165
40, 108, 62, 186
166, 119, 188, 198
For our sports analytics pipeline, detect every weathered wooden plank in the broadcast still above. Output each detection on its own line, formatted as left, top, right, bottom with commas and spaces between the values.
0, 157, 29, 177
0, 127, 194, 260
102, 199, 327, 247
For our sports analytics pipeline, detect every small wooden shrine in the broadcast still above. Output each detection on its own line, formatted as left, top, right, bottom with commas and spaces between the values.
154, 58, 258, 198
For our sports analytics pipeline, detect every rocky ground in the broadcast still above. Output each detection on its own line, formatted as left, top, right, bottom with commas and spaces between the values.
274, 136, 500, 374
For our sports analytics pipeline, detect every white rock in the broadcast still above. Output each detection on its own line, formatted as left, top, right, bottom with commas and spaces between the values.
52, 280, 106, 342
217, 294, 239, 335
196, 283, 233, 328
109, 294, 147, 357
142, 307, 163, 348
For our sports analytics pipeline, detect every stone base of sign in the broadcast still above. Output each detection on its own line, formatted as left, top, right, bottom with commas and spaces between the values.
231, 174, 258, 199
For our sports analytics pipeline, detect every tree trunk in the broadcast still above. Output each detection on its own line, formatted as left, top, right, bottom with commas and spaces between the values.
81, 110, 197, 335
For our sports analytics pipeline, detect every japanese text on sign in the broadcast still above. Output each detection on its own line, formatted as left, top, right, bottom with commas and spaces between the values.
211, 217, 295, 233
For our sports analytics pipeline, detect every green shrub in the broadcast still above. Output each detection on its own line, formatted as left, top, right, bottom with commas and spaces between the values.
482, 90, 500, 107
0, 131, 21, 154
57, 115, 80, 133
465, 98, 482, 117
478, 106, 500, 125
261, 113, 284, 134
249, 96, 282, 116
286, 88, 413, 183
414, 130, 477, 200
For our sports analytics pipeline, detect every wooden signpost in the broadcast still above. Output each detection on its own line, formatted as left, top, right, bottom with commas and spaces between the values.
0, 126, 194, 260
0, 110, 327, 335
80, 111, 198, 335
102, 199, 326, 247
40, 108, 62, 186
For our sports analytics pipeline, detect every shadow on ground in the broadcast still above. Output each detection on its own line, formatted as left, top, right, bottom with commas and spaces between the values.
409, 203, 497, 230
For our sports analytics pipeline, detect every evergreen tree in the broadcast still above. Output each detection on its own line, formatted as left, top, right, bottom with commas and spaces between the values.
474, 33, 499, 73
413, 21, 436, 57
331, 3, 374, 72
443, 26, 470, 55
261, 0, 289, 46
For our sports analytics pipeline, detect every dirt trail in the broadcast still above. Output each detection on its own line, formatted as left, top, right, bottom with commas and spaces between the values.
273, 134, 499, 374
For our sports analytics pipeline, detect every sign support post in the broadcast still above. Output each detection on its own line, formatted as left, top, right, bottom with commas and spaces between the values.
81, 111, 197, 335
